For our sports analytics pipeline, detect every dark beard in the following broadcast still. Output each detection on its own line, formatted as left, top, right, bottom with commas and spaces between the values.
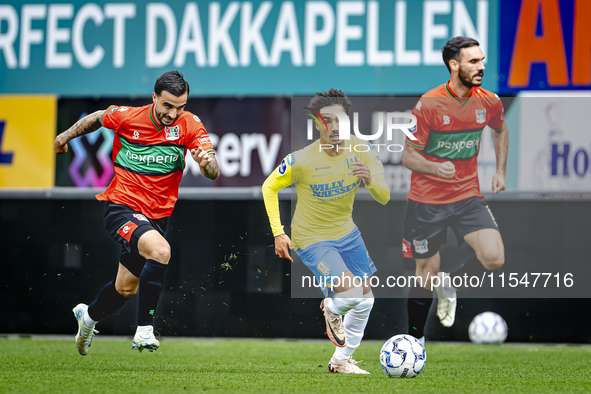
159, 114, 177, 125
459, 67, 483, 88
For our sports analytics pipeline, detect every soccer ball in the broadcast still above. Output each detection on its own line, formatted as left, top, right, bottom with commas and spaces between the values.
379, 334, 426, 378
468, 312, 508, 344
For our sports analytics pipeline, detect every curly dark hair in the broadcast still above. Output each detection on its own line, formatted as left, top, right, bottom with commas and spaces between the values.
441, 36, 480, 72
154, 70, 190, 97
308, 88, 352, 115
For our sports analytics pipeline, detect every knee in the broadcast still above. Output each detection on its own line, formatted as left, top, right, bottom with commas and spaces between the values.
415, 265, 437, 279
333, 272, 361, 293
147, 245, 171, 264
481, 248, 504, 271
116, 284, 138, 298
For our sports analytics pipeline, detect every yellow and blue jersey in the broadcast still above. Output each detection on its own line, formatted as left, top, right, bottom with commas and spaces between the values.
262, 135, 390, 250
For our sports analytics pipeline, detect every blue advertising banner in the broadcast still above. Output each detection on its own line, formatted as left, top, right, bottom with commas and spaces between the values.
0, 0, 498, 96
499, 0, 591, 93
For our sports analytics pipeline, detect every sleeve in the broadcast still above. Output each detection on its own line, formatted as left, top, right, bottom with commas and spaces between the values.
360, 140, 390, 205
187, 114, 215, 155
405, 98, 430, 151
261, 154, 296, 236
487, 95, 505, 130
100, 105, 130, 131
366, 174, 390, 205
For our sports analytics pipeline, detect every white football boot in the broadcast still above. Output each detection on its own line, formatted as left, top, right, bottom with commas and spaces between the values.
328, 357, 370, 374
72, 303, 98, 356
434, 272, 457, 327
132, 325, 160, 353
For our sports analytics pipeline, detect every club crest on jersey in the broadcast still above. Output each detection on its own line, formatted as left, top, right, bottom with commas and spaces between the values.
443, 115, 451, 125
165, 126, 180, 141
133, 214, 148, 222
413, 239, 429, 254
475, 109, 486, 124
346, 156, 359, 170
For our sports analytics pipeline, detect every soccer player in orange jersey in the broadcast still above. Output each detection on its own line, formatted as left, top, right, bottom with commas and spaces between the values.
54, 71, 219, 355
402, 37, 508, 344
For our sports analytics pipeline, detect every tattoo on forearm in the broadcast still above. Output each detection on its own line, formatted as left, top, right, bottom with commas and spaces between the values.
56, 110, 104, 145
203, 158, 220, 180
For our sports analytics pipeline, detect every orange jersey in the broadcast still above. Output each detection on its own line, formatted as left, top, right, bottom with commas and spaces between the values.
405, 82, 504, 204
96, 104, 215, 218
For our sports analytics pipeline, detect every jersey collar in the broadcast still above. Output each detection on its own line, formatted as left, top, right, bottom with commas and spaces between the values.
149, 104, 165, 131
445, 81, 473, 107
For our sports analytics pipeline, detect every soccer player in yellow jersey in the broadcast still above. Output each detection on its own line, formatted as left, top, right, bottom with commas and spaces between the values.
262, 89, 390, 374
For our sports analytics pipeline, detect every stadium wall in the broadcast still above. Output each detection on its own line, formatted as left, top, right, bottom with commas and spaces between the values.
1, 196, 590, 343
2, 0, 591, 346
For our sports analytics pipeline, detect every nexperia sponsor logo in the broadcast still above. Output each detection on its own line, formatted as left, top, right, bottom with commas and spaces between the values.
116, 137, 184, 175
436, 139, 480, 152
424, 129, 483, 160
125, 149, 180, 165
309, 179, 360, 198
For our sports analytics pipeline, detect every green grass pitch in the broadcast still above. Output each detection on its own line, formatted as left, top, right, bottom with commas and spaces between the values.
1, 338, 590, 393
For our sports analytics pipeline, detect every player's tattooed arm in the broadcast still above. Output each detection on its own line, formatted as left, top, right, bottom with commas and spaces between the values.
203, 157, 220, 180
191, 147, 220, 180
54, 110, 106, 154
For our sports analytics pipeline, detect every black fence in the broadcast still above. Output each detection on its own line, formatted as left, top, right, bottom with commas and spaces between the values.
1, 195, 590, 343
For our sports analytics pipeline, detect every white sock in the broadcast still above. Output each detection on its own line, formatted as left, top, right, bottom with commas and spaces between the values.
332, 292, 374, 360
83, 309, 97, 326
438, 272, 457, 299
328, 286, 364, 315
441, 286, 457, 300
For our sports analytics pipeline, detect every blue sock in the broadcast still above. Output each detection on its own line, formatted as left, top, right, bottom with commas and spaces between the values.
87, 280, 129, 321
138, 259, 168, 326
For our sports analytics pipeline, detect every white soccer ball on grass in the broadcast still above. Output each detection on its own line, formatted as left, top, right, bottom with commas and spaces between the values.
379, 334, 426, 378
469, 311, 508, 345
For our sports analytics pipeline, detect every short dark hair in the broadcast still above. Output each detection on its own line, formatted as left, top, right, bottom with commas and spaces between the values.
154, 70, 190, 97
308, 88, 352, 115
441, 36, 480, 72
